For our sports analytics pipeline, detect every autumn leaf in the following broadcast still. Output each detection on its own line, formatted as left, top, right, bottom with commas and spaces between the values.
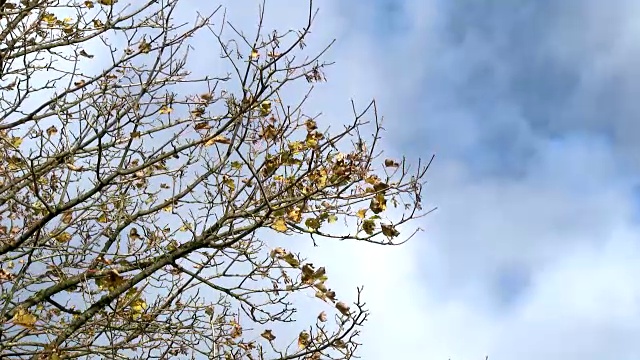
369, 193, 387, 214
200, 93, 213, 102
250, 49, 259, 61
223, 177, 235, 192
336, 302, 350, 316
54, 231, 72, 243
314, 267, 326, 279
98, 0, 117, 6
67, 163, 83, 171
190, 107, 205, 118
159, 105, 172, 114
260, 124, 278, 140
45, 125, 58, 137
261, 329, 276, 341
272, 217, 287, 232
282, 253, 300, 267
130, 298, 147, 320
84, 0, 95, 8
95, 270, 125, 291
317, 311, 327, 322
332, 339, 347, 349
193, 122, 210, 131
305, 119, 317, 132
356, 208, 367, 219
204, 135, 231, 146
12, 308, 37, 328
362, 219, 375, 235
287, 207, 302, 223
384, 158, 399, 167
364, 175, 380, 185
259, 100, 271, 116
129, 227, 141, 240
305, 217, 320, 231
8, 136, 22, 148
230, 321, 242, 338
230, 161, 243, 170
270, 247, 285, 259
298, 331, 310, 349
138, 39, 151, 53
381, 224, 400, 238
373, 181, 389, 192
61, 212, 73, 224
97, 213, 109, 223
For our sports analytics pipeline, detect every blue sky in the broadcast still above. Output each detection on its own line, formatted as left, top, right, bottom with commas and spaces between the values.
179, 0, 640, 358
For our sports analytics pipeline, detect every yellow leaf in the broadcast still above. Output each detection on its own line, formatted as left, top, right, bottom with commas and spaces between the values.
98, 0, 116, 5
138, 40, 151, 54
12, 308, 37, 328
9, 136, 22, 148
230, 161, 243, 170
84, 0, 95, 7
287, 207, 302, 223
250, 49, 259, 60
259, 101, 271, 116
95, 270, 124, 291
223, 177, 235, 192
54, 231, 72, 243
159, 105, 172, 114
305, 137, 318, 148
272, 217, 287, 232
162, 205, 173, 213
356, 209, 367, 219
130, 298, 147, 319
298, 331, 310, 349
365, 175, 380, 185
42, 13, 57, 25
97, 213, 108, 223
92, 19, 104, 28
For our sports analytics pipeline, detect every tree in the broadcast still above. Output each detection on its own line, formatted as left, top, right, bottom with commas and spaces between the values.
0, 0, 431, 359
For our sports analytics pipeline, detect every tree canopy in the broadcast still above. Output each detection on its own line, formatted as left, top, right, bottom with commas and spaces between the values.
0, 0, 432, 359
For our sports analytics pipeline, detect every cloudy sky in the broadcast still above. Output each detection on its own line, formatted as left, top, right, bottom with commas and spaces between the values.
184, 0, 640, 358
